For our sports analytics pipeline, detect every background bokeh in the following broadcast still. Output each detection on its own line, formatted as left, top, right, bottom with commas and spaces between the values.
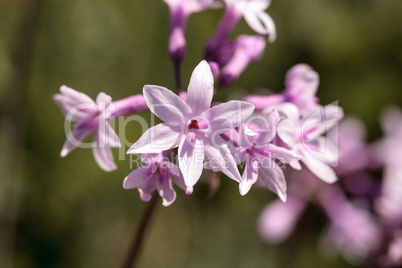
1, 0, 401, 267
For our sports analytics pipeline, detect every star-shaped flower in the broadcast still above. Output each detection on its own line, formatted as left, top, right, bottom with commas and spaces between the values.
128, 60, 255, 193
233, 109, 300, 199
123, 151, 186, 206
54, 86, 147, 171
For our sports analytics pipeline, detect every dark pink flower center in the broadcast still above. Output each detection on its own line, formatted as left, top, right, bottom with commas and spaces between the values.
188, 119, 200, 129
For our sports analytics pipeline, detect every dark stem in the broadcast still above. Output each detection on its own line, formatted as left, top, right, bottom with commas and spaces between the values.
174, 63, 182, 94
122, 194, 159, 268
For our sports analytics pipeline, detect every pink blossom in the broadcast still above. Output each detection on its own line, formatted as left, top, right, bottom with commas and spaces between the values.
245, 64, 320, 116
123, 151, 186, 206
205, 0, 275, 61
219, 35, 266, 87
231, 109, 300, 198
127, 61, 255, 193
54, 85, 146, 171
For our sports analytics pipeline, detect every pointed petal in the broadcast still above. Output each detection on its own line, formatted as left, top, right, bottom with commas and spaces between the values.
277, 118, 297, 147
258, 195, 307, 243
53, 94, 98, 121
60, 85, 95, 104
204, 136, 242, 183
301, 151, 337, 183
138, 173, 158, 202
92, 131, 117, 171
244, 94, 285, 111
289, 159, 302, 170
302, 104, 344, 142
203, 101, 255, 133
128, 123, 183, 154
259, 159, 287, 202
96, 123, 121, 148
156, 174, 177, 206
60, 127, 93, 157
239, 157, 259, 195
239, 123, 259, 147
143, 85, 192, 124
258, 12, 276, 42
255, 109, 280, 145
165, 162, 187, 192
123, 166, 151, 189
186, 60, 214, 116
265, 144, 301, 162
244, 11, 276, 42
178, 135, 205, 189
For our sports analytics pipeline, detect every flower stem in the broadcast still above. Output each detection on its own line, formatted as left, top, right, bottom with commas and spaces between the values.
174, 63, 182, 94
122, 194, 159, 268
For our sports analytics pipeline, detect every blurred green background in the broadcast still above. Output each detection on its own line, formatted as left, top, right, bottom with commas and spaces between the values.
1, 0, 401, 267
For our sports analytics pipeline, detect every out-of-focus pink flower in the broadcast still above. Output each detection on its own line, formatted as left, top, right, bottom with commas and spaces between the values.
205, 0, 275, 61
379, 229, 402, 268
245, 64, 320, 115
332, 117, 379, 198
123, 151, 187, 206
54, 86, 146, 171
231, 109, 300, 198
271, 102, 343, 183
375, 107, 402, 227
219, 35, 266, 87
319, 186, 381, 264
258, 194, 307, 243
127, 61, 254, 193
164, 0, 219, 65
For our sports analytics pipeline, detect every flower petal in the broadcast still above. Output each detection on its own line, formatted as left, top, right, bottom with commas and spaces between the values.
60, 127, 93, 157
258, 195, 307, 243
301, 150, 337, 183
302, 104, 344, 142
60, 85, 95, 105
239, 157, 259, 195
243, 10, 276, 42
96, 123, 121, 148
138, 173, 158, 202
123, 166, 151, 189
186, 60, 214, 116
257, 12, 276, 42
178, 135, 205, 189
53, 94, 98, 122
143, 85, 192, 124
156, 173, 177, 206
204, 135, 242, 183
128, 123, 183, 154
259, 159, 287, 202
203, 101, 255, 134
93, 131, 117, 171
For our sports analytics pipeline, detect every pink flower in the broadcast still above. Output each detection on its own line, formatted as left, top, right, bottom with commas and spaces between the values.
164, 0, 219, 65
127, 61, 255, 193
375, 106, 402, 227
206, 0, 275, 61
258, 194, 307, 243
123, 151, 186, 206
319, 186, 381, 264
219, 35, 266, 87
245, 64, 320, 116
232, 109, 300, 198
54, 85, 147, 171
274, 103, 343, 183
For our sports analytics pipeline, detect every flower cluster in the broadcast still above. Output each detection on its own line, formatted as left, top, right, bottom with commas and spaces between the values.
54, 0, 341, 206
53, 1, 402, 267
258, 111, 402, 266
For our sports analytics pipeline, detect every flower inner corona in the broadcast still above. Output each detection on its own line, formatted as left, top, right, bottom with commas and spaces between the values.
188, 119, 200, 130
